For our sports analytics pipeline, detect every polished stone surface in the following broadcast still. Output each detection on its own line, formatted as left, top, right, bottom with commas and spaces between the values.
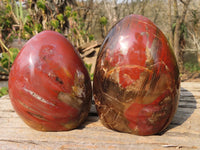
93, 15, 180, 135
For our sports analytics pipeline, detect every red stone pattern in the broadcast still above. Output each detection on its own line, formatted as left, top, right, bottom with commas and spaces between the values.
9, 31, 92, 131
93, 15, 180, 135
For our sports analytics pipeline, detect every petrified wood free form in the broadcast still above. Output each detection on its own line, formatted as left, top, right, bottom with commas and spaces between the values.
93, 15, 180, 135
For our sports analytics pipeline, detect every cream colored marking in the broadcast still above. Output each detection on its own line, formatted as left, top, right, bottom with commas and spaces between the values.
73, 70, 85, 97
24, 88, 55, 106
58, 92, 83, 110
18, 100, 36, 112
72, 86, 85, 97
64, 68, 72, 78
